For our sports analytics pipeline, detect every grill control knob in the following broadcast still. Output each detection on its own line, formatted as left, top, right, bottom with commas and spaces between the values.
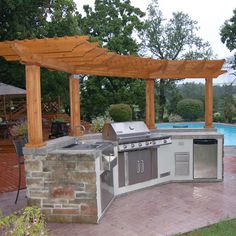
123, 144, 127, 149
164, 139, 167, 144
153, 141, 156, 145
139, 143, 142, 147
149, 141, 152, 145
146, 141, 149, 145
131, 143, 135, 148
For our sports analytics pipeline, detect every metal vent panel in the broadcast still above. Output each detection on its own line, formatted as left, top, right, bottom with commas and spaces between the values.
175, 152, 190, 176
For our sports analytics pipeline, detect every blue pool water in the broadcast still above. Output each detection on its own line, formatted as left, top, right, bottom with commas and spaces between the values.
156, 122, 236, 146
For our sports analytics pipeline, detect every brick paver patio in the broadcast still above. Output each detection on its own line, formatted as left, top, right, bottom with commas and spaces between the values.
0, 153, 26, 193
47, 156, 236, 236
0, 153, 236, 235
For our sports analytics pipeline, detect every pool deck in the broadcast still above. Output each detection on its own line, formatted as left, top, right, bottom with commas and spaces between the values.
1, 147, 236, 236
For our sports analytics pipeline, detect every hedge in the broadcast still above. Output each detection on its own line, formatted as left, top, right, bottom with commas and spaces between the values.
177, 98, 203, 121
108, 104, 132, 122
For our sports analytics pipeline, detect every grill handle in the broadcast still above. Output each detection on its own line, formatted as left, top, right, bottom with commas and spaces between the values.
118, 133, 150, 141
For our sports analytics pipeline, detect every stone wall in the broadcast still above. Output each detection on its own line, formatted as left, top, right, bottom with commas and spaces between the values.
24, 137, 99, 223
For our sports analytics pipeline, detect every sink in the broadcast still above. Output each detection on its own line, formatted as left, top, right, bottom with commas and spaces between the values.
63, 143, 103, 150
63, 141, 114, 150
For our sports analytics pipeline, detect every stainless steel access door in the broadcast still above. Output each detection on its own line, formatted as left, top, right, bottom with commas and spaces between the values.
118, 148, 157, 187
193, 139, 217, 179
128, 149, 152, 185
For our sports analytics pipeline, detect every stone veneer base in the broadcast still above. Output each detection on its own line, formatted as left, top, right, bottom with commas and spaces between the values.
24, 136, 100, 224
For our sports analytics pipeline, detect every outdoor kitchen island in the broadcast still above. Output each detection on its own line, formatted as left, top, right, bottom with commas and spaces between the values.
23, 122, 224, 224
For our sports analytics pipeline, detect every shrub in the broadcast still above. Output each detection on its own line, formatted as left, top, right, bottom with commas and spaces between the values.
0, 207, 48, 236
232, 117, 236, 123
213, 112, 223, 122
168, 114, 183, 122
9, 122, 28, 139
91, 112, 113, 133
108, 104, 132, 122
177, 98, 203, 121
162, 116, 169, 122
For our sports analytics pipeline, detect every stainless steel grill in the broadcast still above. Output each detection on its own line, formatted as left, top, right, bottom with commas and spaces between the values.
103, 121, 171, 187
103, 121, 171, 151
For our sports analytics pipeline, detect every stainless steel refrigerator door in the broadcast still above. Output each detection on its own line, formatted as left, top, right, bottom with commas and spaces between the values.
193, 143, 217, 179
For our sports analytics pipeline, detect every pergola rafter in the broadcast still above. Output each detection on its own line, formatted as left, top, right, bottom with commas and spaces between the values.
0, 35, 226, 147
0, 36, 226, 78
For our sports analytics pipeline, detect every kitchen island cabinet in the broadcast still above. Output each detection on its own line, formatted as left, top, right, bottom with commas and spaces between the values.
23, 128, 223, 224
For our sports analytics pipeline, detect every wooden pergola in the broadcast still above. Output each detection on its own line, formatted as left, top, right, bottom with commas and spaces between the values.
0, 36, 226, 147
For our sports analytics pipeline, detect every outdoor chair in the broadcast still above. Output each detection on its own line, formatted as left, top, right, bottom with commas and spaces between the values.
12, 137, 27, 204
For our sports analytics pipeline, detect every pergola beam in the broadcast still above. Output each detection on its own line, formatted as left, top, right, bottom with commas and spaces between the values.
75, 68, 150, 78
149, 71, 226, 79
11, 43, 76, 73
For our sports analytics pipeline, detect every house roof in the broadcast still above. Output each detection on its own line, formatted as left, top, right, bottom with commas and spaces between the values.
0, 35, 226, 79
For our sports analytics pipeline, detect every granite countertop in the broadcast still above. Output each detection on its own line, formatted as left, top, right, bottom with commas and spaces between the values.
23, 128, 224, 156
151, 128, 223, 139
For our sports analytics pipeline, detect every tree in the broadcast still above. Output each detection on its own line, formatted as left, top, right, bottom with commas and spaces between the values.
0, 0, 80, 109
166, 87, 183, 115
221, 9, 236, 71
80, 75, 146, 121
79, 0, 144, 55
178, 82, 205, 100
141, 0, 213, 121
79, 0, 146, 120
220, 84, 236, 122
220, 9, 236, 53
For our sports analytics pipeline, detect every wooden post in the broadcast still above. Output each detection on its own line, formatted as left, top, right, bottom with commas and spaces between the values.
205, 78, 213, 128
69, 75, 81, 136
146, 79, 155, 129
25, 65, 44, 147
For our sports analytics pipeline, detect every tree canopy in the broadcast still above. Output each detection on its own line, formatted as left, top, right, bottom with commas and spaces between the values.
79, 0, 146, 121
141, 0, 213, 121
221, 9, 236, 52
221, 8, 236, 69
0, 0, 80, 108
79, 0, 144, 55
0, 0, 222, 123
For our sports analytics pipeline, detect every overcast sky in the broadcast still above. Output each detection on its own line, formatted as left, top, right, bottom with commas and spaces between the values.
74, 0, 236, 83
75, 0, 236, 59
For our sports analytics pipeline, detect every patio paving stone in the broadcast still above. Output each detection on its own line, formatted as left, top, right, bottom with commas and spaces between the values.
46, 156, 236, 236
0, 153, 26, 193
0, 153, 236, 235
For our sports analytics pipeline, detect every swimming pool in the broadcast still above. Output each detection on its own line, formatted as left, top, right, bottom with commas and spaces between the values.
156, 122, 236, 146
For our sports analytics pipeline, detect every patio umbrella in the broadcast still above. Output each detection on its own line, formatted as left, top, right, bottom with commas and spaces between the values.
0, 83, 26, 120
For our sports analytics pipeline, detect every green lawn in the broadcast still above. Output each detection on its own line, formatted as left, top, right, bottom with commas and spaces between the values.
179, 219, 236, 236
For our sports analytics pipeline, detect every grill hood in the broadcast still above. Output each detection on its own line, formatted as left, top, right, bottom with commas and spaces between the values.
102, 121, 150, 141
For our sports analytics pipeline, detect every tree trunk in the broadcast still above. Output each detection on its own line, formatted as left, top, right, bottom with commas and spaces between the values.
158, 79, 166, 121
